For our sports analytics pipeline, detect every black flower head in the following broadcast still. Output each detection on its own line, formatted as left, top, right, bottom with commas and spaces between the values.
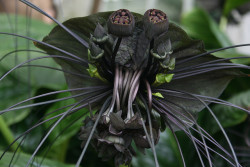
143, 9, 169, 40
108, 9, 135, 37
33, 9, 250, 167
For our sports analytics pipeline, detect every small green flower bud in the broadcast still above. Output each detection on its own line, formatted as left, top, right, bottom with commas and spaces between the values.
151, 38, 172, 59
89, 38, 104, 59
92, 23, 109, 43
160, 57, 175, 70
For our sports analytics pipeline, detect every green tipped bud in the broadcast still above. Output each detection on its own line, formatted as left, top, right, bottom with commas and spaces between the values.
108, 9, 135, 36
89, 38, 104, 59
151, 38, 172, 59
143, 9, 169, 39
92, 23, 109, 43
160, 57, 175, 70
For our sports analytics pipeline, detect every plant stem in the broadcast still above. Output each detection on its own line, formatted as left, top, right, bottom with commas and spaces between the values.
219, 16, 228, 31
0, 115, 19, 151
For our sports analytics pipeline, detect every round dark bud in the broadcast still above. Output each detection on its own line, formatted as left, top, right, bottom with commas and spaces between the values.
107, 9, 135, 37
143, 9, 169, 39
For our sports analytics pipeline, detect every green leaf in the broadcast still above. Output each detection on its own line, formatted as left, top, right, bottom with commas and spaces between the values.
0, 151, 76, 167
152, 92, 164, 98
0, 79, 30, 125
181, 8, 232, 49
43, 91, 88, 147
223, 0, 250, 16
153, 73, 174, 86
165, 73, 174, 83
0, 14, 65, 90
214, 51, 250, 65
132, 131, 180, 167
213, 90, 249, 131
87, 63, 107, 82
199, 90, 250, 134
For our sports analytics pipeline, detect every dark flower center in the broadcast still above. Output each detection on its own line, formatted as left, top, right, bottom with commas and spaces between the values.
112, 9, 132, 25
148, 9, 167, 23
82, 9, 173, 166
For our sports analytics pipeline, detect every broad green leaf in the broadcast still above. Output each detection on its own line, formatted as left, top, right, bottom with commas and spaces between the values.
0, 151, 76, 167
181, 8, 232, 49
223, 0, 250, 16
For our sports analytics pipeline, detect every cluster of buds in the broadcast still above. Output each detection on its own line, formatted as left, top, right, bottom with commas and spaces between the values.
79, 111, 160, 166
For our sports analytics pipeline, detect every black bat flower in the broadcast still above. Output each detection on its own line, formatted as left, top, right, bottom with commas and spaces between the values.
32, 9, 250, 167
1, 1, 250, 166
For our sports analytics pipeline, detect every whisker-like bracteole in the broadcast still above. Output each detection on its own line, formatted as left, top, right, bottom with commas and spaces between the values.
172, 90, 241, 166
173, 65, 250, 80
176, 44, 250, 65
19, 0, 89, 48
0, 32, 89, 65
153, 89, 250, 162
20, 64, 96, 79
0, 49, 46, 62
1, 89, 112, 166
173, 56, 250, 73
158, 98, 237, 161
0, 88, 111, 158
153, 99, 241, 166
25, 89, 112, 167
154, 89, 250, 114
140, 94, 160, 167
75, 97, 112, 167
7, 100, 85, 167
0, 54, 87, 82
152, 101, 209, 166
163, 117, 187, 167
0, 86, 109, 115
38, 112, 86, 166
